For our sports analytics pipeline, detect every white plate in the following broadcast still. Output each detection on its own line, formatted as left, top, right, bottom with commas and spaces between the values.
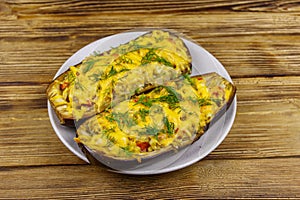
48, 30, 237, 175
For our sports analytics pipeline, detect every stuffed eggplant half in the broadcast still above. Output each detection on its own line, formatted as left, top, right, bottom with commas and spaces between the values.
75, 71, 236, 170
46, 30, 192, 126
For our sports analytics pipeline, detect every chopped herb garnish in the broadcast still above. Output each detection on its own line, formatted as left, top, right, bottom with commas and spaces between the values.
82, 60, 95, 73
163, 86, 181, 100
134, 86, 181, 109
139, 126, 160, 136
183, 74, 196, 87
188, 96, 199, 104
102, 128, 117, 145
134, 87, 141, 94
141, 49, 173, 67
163, 117, 175, 135
75, 80, 85, 91
91, 50, 102, 56
106, 111, 136, 128
134, 95, 153, 107
211, 98, 222, 107
138, 108, 150, 122
130, 41, 150, 51
198, 98, 212, 106
107, 66, 118, 78
157, 95, 179, 109
88, 71, 103, 82
107, 135, 116, 144
156, 86, 181, 109
101, 66, 130, 80
67, 71, 76, 83
119, 68, 131, 74
120, 146, 133, 156
116, 55, 133, 65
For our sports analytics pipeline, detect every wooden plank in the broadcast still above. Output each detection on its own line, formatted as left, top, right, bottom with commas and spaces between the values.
1, 5, 299, 81
210, 76, 300, 158
0, 0, 299, 198
0, 76, 299, 166
0, 39, 93, 83
0, 110, 85, 166
0, 34, 299, 82
2, 0, 300, 15
0, 84, 85, 166
0, 109, 85, 166
0, 158, 299, 199
1, 12, 299, 38
200, 35, 300, 78
211, 99, 300, 159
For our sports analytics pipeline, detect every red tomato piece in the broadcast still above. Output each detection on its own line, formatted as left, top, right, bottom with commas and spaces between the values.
60, 82, 69, 90
136, 141, 150, 152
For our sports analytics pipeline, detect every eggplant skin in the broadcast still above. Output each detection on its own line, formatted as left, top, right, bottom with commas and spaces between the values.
75, 72, 236, 168
47, 30, 192, 126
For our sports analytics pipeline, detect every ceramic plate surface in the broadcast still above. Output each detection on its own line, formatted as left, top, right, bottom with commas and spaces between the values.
48, 30, 237, 175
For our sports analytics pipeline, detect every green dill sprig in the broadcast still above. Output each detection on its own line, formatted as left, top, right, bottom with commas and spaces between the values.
101, 66, 130, 80
163, 117, 175, 135
102, 128, 117, 145
74, 80, 85, 91
156, 86, 181, 109
141, 49, 173, 67
116, 55, 133, 65
107, 66, 118, 78
88, 71, 103, 82
198, 98, 212, 106
139, 126, 160, 137
82, 59, 96, 73
120, 146, 133, 156
138, 108, 150, 122
134, 94, 153, 107
211, 98, 222, 107
134, 86, 181, 109
67, 71, 76, 83
106, 111, 137, 128
182, 74, 196, 87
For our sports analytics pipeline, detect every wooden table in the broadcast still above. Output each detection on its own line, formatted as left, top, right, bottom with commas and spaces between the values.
1, 0, 299, 199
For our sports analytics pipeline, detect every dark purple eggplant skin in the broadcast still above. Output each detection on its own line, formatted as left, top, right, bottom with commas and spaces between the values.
78, 140, 186, 171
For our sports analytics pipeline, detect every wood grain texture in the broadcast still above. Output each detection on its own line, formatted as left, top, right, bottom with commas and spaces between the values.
0, 0, 300, 199
2, 0, 300, 15
1, 34, 300, 83
0, 158, 299, 199
1, 12, 299, 82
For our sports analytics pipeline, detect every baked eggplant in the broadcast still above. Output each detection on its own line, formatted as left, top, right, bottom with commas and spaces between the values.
75, 72, 236, 170
46, 65, 79, 126
46, 30, 192, 126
